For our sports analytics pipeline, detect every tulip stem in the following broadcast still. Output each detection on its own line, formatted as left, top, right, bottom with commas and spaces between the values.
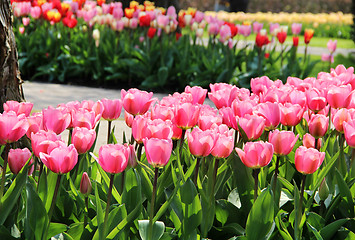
68, 128, 73, 145
107, 121, 112, 144
253, 169, 260, 202
338, 134, 347, 176
137, 143, 143, 162
213, 158, 220, 193
315, 138, 319, 150
32, 156, 38, 180
303, 44, 308, 65
37, 161, 44, 191
103, 174, 115, 238
300, 174, 307, 208
149, 167, 159, 240
121, 171, 125, 193
84, 197, 89, 228
179, 129, 186, 154
47, 174, 62, 231
0, 143, 10, 200
193, 157, 201, 186
272, 155, 280, 194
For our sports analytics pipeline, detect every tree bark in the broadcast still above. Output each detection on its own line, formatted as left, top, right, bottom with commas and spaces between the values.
0, 0, 25, 112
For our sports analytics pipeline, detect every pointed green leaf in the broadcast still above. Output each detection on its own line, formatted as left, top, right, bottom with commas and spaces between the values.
138, 220, 165, 240
320, 219, 349, 240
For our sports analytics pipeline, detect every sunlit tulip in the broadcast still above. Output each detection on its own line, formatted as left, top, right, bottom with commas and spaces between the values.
173, 102, 200, 130
187, 128, 216, 157
237, 114, 265, 141
3, 100, 33, 117
80, 172, 92, 196
151, 104, 174, 121
132, 115, 150, 143
210, 131, 234, 159
304, 29, 314, 44
0, 111, 29, 145
42, 106, 71, 134
8, 148, 33, 175
231, 99, 255, 118
144, 119, 173, 140
294, 146, 324, 174
208, 83, 238, 109
268, 130, 298, 156
26, 112, 43, 138
31, 130, 62, 157
71, 109, 97, 129
184, 86, 207, 105
253, 102, 281, 131
303, 133, 322, 149
250, 76, 274, 96
235, 141, 274, 169
306, 88, 327, 113
121, 88, 155, 116
198, 114, 222, 131
327, 40, 337, 53
124, 111, 134, 128
101, 98, 122, 121
308, 114, 329, 138
332, 108, 351, 133
326, 84, 352, 109
343, 120, 355, 148
97, 144, 130, 173
143, 137, 172, 168
40, 144, 78, 174
280, 103, 304, 127
72, 127, 96, 154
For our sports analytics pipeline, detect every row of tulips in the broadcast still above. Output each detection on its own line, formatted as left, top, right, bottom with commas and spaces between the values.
13, 0, 321, 89
1, 64, 355, 239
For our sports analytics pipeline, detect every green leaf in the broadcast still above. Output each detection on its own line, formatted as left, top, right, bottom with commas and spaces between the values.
138, 220, 165, 240
122, 168, 142, 213
180, 179, 197, 204
335, 169, 354, 217
0, 226, 17, 240
0, 160, 30, 225
228, 188, 241, 209
306, 222, 323, 240
94, 182, 105, 240
157, 67, 169, 86
320, 219, 349, 240
48, 223, 68, 239
245, 187, 275, 240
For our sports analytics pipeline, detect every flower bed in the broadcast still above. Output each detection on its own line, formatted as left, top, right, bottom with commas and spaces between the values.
1, 65, 355, 239
13, 0, 329, 91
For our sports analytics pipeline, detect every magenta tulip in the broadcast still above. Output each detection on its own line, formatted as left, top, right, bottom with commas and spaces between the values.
173, 102, 200, 130
39, 144, 78, 174
98, 144, 130, 174
187, 128, 216, 157
0, 111, 29, 145
268, 130, 299, 156
121, 88, 155, 116
42, 106, 71, 134
101, 98, 122, 121
72, 127, 96, 154
8, 148, 33, 175
235, 141, 274, 169
294, 146, 325, 174
143, 138, 172, 168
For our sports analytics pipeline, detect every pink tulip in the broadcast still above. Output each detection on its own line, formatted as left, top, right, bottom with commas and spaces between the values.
144, 119, 173, 140
303, 133, 322, 149
308, 114, 329, 138
198, 114, 223, 131
238, 24, 251, 37
143, 138, 172, 168
343, 120, 355, 148
280, 103, 305, 127
187, 128, 216, 157
173, 102, 200, 130
237, 114, 265, 141
127, 144, 137, 168
132, 115, 150, 143
97, 144, 130, 173
327, 40, 337, 53
235, 141, 274, 169
268, 130, 299, 156
42, 106, 71, 134
294, 146, 325, 174
0, 111, 29, 145
252, 22, 263, 33
121, 88, 155, 116
26, 112, 43, 138
219, 25, 232, 43
321, 53, 334, 63
71, 109, 97, 129
151, 104, 174, 121
40, 144, 78, 174
286, 89, 307, 107
166, 6, 177, 20
22, 17, 30, 26
80, 172, 92, 196
219, 107, 235, 129
208, 83, 239, 109
306, 88, 327, 113
210, 130, 234, 159
253, 102, 281, 131
8, 148, 33, 175
208, 22, 220, 36
72, 127, 96, 154
332, 108, 351, 133
81, 100, 104, 118
231, 99, 255, 118
101, 98, 122, 121
31, 130, 62, 157
184, 86, 207, 105
250, 76, 274, 96
124, 111, 134, 128
30, 6, 41, 19
291, 23, 302, 35
19, 26, 25, 34
326, 84, 352, 109
3, 100, 33, 117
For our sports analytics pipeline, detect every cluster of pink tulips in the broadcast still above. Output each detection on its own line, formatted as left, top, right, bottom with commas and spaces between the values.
1, 64, 355, 239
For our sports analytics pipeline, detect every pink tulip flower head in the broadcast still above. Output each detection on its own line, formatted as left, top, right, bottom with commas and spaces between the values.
208, 83, 239, 109
332, 108, 351, 133
42, 106, 71, 134
210, 128, 234, 159
253, 102, 281, 131
97, 144, 130, 174
173, 102, 200, 130
30, 6, 41, 19
151, 104, 174, 121
184, 86, 207, 105
303, 133, 322, 149
72, 127, 97, 154
0, 111, 29, 145
219, 25, 231, 43
268, 130, 299, 156
124, 111, 134, 128
40, 144, 78, 174
308, 114, 329, 138
166, 6, 177, 20
306, 88, 327, 113
327, 40, 337, 53
26, 112, 43, 138
250, 76, 274, 96
252, 22, 263, 33
143, 137, 172, 168
31, 130, 62, 157
343, 120, 355, 148
208, 22, 220, 36
8, 148, 33, 175
231, 99, 255, 118
80, 172, 92, 196
294, 146, 325, 174
71, 109, 97, 129
132, 115, 150, 143
321, 53, 334, 63
121, 88, 155, 116
3, 100, 33, 117
238, 24, 251, 37
198, 113, 223, 131
127, 144, 138, 168
235, 141, 274, 169
280, 103, 305, 127
187, 128, 216, 157
143, 118, 173, 140
291, 23, 302, 35
326, 84, 352, 109
19, 26, 25, 34
101, 98, 123, 121
237, 114, 265, 141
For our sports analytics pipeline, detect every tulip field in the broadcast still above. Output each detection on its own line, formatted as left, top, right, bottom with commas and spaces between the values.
1, 65, 355, 239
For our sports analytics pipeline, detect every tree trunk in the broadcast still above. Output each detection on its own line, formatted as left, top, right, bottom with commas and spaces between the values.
0, 0, 25, 113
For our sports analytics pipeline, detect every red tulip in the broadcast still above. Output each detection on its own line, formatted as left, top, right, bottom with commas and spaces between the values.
101, 98, 122, 121
8, 148, 33, 175
255, 32, 270, 48
139, 14, 151, 27
143, 137, 172, 168
308, 114, 329, 138
268, 130, 299, 156
0, 111, 29, 145
42, 106, 71, 134
187, 128, 216, 157
121, 88, 155, 116
39, 144, 78, 174
72, 127, 96, 154
147, 27, 157, 39
304, 29, 314, 44
3, 100, 33, 117
173, 102, 200, 130
235, 141, 274, 169
293, 36, 299, 47
295, 146, 324, 174
276, 31, 287, 44
97, 144, 130, 174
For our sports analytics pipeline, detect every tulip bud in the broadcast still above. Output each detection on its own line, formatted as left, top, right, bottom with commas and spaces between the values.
80, 172, 92, 196
318, 178, 329, 201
